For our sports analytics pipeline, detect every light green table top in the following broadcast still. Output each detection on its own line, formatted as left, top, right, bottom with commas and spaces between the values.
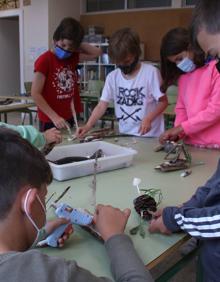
41, 137, 220, 278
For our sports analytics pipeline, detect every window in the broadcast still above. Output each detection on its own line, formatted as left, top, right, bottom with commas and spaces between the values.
87, 0, 124, 13
84, 0, 194, 13
128, 0, 172, 9
184, 0, 197, 6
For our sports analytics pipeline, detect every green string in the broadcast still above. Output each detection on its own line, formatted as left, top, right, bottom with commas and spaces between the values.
129, 188, 163, 238
139, 188, 163, 206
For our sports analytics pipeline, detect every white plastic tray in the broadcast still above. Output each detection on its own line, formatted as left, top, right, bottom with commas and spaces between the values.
46, 141, 137, 181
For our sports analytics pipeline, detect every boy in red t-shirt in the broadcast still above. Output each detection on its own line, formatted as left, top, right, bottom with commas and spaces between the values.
31, 17, 101, 131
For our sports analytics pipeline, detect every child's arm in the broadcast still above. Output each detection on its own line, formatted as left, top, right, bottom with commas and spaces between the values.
77, 100, 109, 138
151, 203, 220, 239
179, 67, 220, 136
79, 42, 102, 62
149, 194, 217, 236
149, 161, 220, 236
159, 126, 183, 144
159, 85, 186, 143
139, 95, 168, 135
0, 122, 46, 148
42, 218, 73, 248
174, 77, 188, 127
94, 205, 153, 282
0, 122, 61, 149
31, 72, 67, 129
43, 128, 62, 145
77, 71, 113, 138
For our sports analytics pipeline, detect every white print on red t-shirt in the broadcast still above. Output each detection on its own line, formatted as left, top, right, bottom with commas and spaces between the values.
52, 66, 77, 96
57, 93, 72, 100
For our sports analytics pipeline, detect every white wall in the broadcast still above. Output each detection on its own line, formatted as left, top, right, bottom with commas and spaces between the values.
0, 0, 81, 89
48, 0, 80, 47
23, 0, 49, 82
0, 18, 20, 96
23, 0, 80, 82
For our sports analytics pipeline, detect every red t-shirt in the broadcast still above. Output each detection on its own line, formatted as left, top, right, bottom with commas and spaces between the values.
34, 50, 82, 122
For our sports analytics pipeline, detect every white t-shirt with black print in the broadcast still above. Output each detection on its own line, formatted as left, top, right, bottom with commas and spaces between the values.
101, 63, 165, 137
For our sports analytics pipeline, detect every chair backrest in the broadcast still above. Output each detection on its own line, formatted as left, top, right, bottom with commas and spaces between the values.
24, 82, 32, 95
166, 85, 178, 105
87, 80, 104, 97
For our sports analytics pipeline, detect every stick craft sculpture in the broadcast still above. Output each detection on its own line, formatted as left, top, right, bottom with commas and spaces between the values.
154, 141, 192, 172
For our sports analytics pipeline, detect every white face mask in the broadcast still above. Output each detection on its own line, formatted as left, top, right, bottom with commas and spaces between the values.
176, 57, 196, 73
24, 189, 47, 248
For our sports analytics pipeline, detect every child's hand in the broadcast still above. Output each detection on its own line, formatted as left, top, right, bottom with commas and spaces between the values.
45, 218, 73, 248
51, 115, 68, 129
76, 125, 90, 138
148, 208, 164, 219
43, 128, 62, 144
139, 117, 152, 135
94, 204, 131, 242
159, 126, 183, 144
148, 215, 171, 235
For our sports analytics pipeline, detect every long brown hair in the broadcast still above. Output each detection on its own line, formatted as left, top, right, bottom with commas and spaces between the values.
160, 27, 205, 92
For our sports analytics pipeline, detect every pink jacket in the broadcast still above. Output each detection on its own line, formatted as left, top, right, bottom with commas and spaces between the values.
175, 60, 220, 148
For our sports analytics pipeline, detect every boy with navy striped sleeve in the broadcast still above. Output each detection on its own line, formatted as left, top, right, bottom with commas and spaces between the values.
149, 159, 220, 282
149, 1, 220, 280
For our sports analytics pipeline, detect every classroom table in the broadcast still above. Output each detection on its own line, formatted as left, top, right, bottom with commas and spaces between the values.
0, 95, 34, 102
0, 96, 35, 124
41, 137, 220, 279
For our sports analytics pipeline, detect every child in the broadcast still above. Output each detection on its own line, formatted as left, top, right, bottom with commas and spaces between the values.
0, 122, 61, 149
159, 27, 220, 149
31, 17, 102, 132
148, 159, 220, 282
0, 128, 153, 282
77, 28, 168, 138
191, 0, 220, 68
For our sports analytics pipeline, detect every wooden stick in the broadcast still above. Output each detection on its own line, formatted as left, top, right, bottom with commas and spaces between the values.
65, 122, 72, 136
54, 186, 71, 203
71, 99, 79, 130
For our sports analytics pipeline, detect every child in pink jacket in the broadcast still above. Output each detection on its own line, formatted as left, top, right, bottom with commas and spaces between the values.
159, 27, 220, 149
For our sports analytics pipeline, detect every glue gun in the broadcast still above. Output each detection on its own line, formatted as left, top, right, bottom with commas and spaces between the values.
38, 203, 93, 247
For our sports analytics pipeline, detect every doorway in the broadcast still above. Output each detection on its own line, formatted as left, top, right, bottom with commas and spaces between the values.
0, 9, 24, 96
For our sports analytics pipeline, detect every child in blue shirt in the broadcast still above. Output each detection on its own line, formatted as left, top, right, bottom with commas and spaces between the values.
0, 122, 61, 149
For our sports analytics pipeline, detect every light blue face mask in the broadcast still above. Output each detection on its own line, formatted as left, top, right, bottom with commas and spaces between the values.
24, 189, 47, 249
176, 57, 196, 73
54, 46, 73, 60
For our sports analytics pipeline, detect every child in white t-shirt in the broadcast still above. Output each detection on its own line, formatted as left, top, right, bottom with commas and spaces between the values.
77, 28, 168, 137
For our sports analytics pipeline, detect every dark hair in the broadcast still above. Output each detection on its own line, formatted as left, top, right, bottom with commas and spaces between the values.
190, 0, 220, 47
0, 128, 52, 219
53, 17, 84, 49
160, 27, 205, 92
108, 28, 141, 63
